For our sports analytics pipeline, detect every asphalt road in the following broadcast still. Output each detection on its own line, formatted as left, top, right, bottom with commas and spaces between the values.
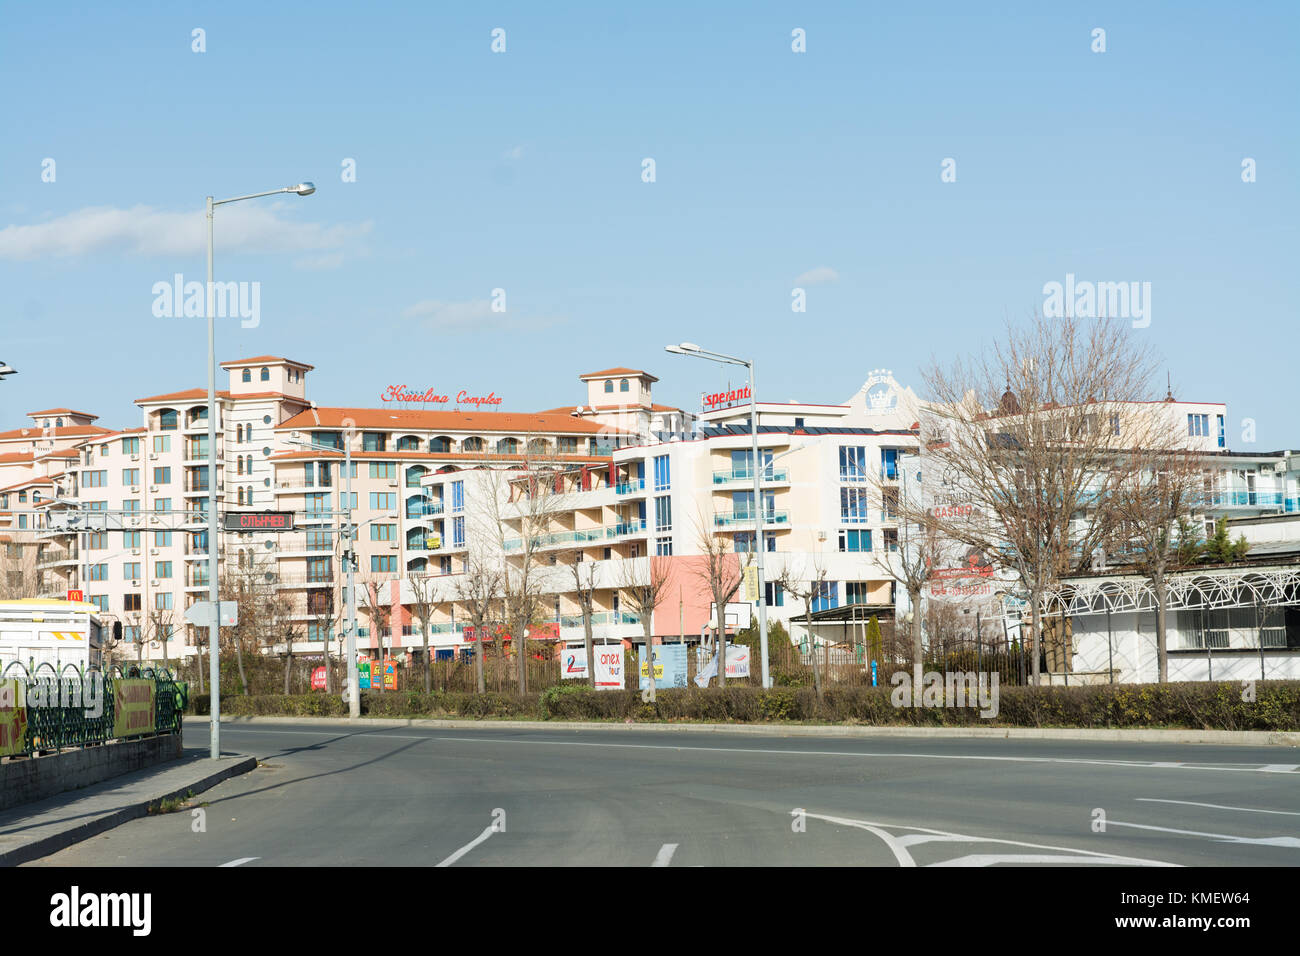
27, 720, 1300, 867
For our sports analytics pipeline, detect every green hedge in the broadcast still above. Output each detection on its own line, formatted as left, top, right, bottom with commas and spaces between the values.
187, 681, 1300, 730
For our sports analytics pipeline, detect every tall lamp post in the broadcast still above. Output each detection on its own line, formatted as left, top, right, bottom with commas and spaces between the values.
205, 182, 315, 759
286, 434, 359, 718
665, 342, 770, 689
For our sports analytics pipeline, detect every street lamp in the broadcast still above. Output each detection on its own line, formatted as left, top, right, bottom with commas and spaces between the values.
286, 434, 359, 718
205, 182, 315, 759
664, 341, 770, 689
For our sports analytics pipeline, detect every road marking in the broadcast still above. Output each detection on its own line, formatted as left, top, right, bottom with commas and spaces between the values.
652, 843, 678, 867
801, 811, 1178, 867
1136, 797, 1300, 817
1106, 820, 1300, 848
1259, 764, 1300, 773
436, 824, 497, 867
221, 727, 1296, 775
218, 857, 258, 867
932, 854, 1151, 867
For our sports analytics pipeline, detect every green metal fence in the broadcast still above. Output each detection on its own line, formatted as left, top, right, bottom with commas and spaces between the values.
0, 663, 185, 758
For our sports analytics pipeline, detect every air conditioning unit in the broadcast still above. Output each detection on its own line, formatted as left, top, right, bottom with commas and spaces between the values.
149, 486, 158, 493
388, 481, 398, 488
131, 486, 140, 493
131, 549, 141, 556
132, 580, 140, 587
150, 548, 160, 555
817, 531, 827, 541
130, 454, 140, 462
151, 580, 160, 587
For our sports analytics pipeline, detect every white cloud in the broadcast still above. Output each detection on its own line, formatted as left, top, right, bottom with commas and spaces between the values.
502, 146, 524, 161
0, 203, 371, 261
794, 266, 839, 285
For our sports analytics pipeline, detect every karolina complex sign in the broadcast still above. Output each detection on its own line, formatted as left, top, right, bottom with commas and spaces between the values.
382, 385, 503, 408
701, 385, 751, 412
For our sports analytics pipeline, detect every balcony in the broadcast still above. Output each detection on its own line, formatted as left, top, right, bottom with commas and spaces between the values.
711, 468, 789, 486
713, 510, 789, 528
614, 477, 646, 495
38, 547, 80, 568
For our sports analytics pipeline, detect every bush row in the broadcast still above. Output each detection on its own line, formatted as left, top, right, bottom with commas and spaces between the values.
186, 680, 1300, 730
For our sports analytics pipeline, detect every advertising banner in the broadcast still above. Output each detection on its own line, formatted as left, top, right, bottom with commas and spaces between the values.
0, 679, 27, 756
561, 646, 589, 680
638, 644, 688, 690
311, 667, 327, 690
593, 645, 625, 690
382, 658, 397, 690
693, 644, 751, 687
358, 660, 371, 690
113, 678, 156, 739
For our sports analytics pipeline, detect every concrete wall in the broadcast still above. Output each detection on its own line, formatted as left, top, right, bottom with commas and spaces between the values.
0, 732, 182, 811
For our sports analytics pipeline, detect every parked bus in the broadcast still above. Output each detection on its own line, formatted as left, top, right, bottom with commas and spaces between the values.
0, 599, 104, 676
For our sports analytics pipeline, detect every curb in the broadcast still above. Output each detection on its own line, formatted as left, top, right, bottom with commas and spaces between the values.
1, 756, 258, 867
206, 716, 1300, 747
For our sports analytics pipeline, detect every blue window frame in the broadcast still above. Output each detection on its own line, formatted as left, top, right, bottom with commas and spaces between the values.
451, 480, 464, 513
653, 455, 670, 491
839, 446, 868, 481
452, 516, 465, 547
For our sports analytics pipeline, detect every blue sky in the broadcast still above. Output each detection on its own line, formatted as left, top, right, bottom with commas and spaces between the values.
1, 2, 1296, 446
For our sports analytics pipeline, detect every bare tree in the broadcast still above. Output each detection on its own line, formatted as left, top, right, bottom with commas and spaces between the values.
568, 550, 599, 689
456, 548, 503, 694
619, 555, 672, 701
0, 536, 40, 599
872, 467, 943, 681
918, 313, 1160, 682
692, 513, 751, 688
778, 557, 828, 698
145, 607, 175, 673
1104, 436, 1205, 682
407, 569, 447, 693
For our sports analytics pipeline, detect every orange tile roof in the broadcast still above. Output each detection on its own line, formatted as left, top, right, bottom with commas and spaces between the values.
279, 406, 627, 435
270, 450, 613, 465
26, 408, 98, 420
579, 367, 658, 382
0, 476, 55, 493
134, 388, 307, 405
220, 355, 315, 370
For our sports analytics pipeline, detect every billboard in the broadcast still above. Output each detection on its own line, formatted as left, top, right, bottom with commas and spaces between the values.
561, 646, 588, 680
113, 679, 156, 739
638, 644, 688, 690
593, 645, 625, 690
0, 679, 27, 756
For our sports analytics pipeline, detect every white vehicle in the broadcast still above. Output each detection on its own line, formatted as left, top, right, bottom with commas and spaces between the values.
0, 599, 104, 677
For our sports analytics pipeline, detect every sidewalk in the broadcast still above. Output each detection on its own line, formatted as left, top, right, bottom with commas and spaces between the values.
213, 715, 1300, 747
0, 750, 256, 866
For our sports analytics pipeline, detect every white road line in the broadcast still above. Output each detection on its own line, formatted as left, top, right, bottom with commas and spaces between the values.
218, 857, 259, 867
801, 811, 1179, 867
932, 854, 1150, 867
1106, 820, 1300, 848
221, 727, 1295, 775
436, 824, 497, 867
1136, 797, 1300, 817
652, 843, 678, 867
1259, 764, 1300, 773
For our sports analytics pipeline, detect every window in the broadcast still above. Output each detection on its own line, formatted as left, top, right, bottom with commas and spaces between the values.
656, 535, 673, 556
369, 462, 396, 480
371, 555, 396, 573
83, 470, 107, 487
371, 523, 397, 541
153, 435, 170, 453
453, 516, 465, 547
463, 437, 484, 452
362, 432, 386, 452
655, 495, 672, 531
242, 369, 251, 382
123, 594, 141, 613
159, 409, 178, 430
764, 582, 784, 607
123, 499, 140, 513
312, 431, 343, 450
153, 466, 171, 484
558, 436, 578, 454
122, 468, 139, 485
306, 492, 328, 514
620, 378, 629, 392
87, 563, 108, 581
845, 582, 873, 605
880, 448, 899, 480
122, 437, 140, 455
89, 595, 108, 612
307, 558, 332, 583
812, 582, 839, 613
654, 455, 670, 491
1188, 413, 1210, 437
306, 530, 332, 551
1110, 414, 1121, 436
123, 530, 141, 548
339, 491, 358, 511
840, 487, 870, 523
370, 492, 396, 512
86, 532, 107, 550
839, 446, 868, 481
604, 380, 613, 393
1217, 415, 1226, 449
496, 437, 519, 455
451, 480, 464, 512
838, 529, 872, 552
155, 498, 171, 513
156, 561, 172, 579
155, 593, 173, 610
735, 532, 756, 553
396, 436, 420, 451
155, 530, 171, 546
260, 367, 270, 382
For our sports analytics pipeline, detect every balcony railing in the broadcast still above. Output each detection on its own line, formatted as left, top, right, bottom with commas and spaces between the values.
502, 520, 648, 552
711, 468, 788, 485
614, 477, 646, 495
713, 510, 789, 527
